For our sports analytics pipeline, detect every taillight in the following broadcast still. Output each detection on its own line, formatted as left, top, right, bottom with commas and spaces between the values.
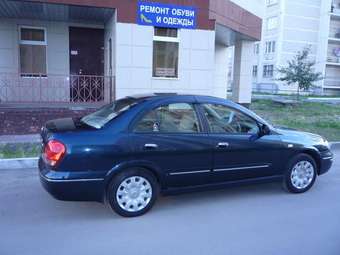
43, 140, 66, 166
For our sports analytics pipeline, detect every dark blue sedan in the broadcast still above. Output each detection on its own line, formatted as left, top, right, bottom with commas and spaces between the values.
39, 94, 333, 217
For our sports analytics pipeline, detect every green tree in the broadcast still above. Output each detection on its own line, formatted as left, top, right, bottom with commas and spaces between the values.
277, 47, 323, 100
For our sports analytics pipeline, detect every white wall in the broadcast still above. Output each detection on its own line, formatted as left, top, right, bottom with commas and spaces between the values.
0, 19, 18, 74
0, 18, 71, 102
232, 40, 253, 103
229, 0, 265, 18
0, 18, 107, 102
115, 23, 219, 99
104, 13, 116, 101
214, 44, 229, 97
104, 14, 116, 77
0, 18, 69, 75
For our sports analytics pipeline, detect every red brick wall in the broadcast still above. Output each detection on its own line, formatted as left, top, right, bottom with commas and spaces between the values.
0, 108, 95, 135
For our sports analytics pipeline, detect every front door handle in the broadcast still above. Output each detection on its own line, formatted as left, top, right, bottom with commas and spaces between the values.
217, 142, 229, 148
144, 143, 158, 149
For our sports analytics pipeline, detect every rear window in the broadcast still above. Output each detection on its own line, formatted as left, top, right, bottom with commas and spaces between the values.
81, 97, 140, 129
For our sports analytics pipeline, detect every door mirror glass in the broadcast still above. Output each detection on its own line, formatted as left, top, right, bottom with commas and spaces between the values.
259, 124, 271, 137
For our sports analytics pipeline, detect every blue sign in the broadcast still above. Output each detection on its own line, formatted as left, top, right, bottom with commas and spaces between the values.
137, 1, 197, 29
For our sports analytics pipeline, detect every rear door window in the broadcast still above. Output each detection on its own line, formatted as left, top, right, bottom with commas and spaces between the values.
134, 103, 201, 133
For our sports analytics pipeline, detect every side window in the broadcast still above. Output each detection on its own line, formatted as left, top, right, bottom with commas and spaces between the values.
134, 103, 200, 133
202, 104, 259, 134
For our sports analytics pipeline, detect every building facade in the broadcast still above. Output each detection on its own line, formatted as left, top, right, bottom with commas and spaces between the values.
0, 0, 263, 107
253, 0, 340, 96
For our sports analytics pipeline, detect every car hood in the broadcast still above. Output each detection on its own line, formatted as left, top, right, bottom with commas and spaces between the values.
275, 126, 329, 148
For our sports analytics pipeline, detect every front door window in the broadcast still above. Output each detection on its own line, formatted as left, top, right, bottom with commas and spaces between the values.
202, 104, 259, 134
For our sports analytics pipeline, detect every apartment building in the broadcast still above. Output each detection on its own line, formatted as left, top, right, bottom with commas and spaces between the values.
253, 0, 340, 95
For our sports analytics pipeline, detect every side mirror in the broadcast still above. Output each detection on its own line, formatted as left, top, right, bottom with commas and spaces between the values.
259, 124, 271, 137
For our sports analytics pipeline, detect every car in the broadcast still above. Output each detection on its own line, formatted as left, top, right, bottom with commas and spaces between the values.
39, 93, 334, 217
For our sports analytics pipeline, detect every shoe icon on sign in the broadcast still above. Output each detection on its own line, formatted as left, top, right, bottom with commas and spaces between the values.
141, 14, 152, 23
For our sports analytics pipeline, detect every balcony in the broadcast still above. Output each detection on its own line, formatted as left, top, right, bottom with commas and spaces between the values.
0, 73, 115, 106
326, 42, 340, 66
324, 77, 340, 89
331, 0, 340, 18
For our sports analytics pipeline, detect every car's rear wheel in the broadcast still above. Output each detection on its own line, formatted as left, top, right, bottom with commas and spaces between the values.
283, 154, 317, 193
107, 168, 159, 217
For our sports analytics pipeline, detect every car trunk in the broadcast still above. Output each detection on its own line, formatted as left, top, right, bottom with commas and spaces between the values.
40, 117, 92, 143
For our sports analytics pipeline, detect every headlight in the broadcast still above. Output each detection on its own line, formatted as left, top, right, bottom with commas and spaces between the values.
323, 138, 330, 150
314, 138, 331, 152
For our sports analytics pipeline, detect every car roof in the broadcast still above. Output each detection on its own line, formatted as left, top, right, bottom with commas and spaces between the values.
127, 93, 220, 101
125, 93, 271, 127
127, 93, 184, 100
126, 93, 236, 106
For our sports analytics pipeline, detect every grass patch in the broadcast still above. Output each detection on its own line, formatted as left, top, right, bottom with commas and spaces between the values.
0, 143, 41, 159
250, 100, 340, 141
253, 92, 340, 98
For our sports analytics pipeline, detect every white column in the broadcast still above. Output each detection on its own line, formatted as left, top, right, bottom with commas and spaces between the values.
315, 0, 332, 95
232, 40, 254, 105
213, 43, 229, 98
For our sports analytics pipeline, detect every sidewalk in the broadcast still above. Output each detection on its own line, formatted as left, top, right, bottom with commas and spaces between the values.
252, 94, 340, 104
0, 134, 41, 144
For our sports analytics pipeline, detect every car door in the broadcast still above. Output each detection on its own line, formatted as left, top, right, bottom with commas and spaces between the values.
129, 100, 214, 189
200, 103, 283, 183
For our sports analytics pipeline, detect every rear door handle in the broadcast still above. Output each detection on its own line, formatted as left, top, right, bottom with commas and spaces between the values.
217, 142, 229, 148
144, 143, 158, 149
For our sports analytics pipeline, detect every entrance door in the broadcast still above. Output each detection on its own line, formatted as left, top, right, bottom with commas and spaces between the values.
69, 27, 104, 102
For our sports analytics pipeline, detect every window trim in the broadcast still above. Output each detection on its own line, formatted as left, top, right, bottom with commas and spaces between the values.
263, 64, 274, 78
265, 41, 276, 54
266, 16, 278, 31
130, 102, 205, 134
19, 26, 47, 46
266, 0, 278, 7
152, 27, 179, 79
19, 26, 48, 77
199, 103, 261, 136
254, 43, 259, 55
252, 65, 258, 78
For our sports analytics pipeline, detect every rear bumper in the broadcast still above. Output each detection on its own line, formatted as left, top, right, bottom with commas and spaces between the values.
39, 159, 105, 202
319, 151, 334, 175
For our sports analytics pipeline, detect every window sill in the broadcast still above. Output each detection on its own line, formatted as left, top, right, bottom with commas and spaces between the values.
21, 75, 48, 78
266, 3, 278, 7
152, 76, 179, 81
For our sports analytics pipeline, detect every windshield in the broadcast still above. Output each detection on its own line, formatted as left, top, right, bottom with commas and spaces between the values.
81, 97, 140, 129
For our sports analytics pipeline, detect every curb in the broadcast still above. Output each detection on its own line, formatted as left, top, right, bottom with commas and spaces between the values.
331, 142, 340, 150
0, 157, 38, 170
0, 143, 339, 170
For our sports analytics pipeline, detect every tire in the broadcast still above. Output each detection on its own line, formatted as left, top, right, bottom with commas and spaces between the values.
283, 153, 317, 193
107, 168, 159, 217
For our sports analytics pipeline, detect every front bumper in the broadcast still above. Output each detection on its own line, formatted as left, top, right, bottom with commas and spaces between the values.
319, 150, 334, 175
39, 158, 105, 202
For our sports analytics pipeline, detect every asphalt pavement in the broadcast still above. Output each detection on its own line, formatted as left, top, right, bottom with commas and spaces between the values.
0, 150, 339, 255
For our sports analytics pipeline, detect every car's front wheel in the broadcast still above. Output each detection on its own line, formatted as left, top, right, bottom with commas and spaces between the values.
284, 154, 317, 193
107, 168, 159, 217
